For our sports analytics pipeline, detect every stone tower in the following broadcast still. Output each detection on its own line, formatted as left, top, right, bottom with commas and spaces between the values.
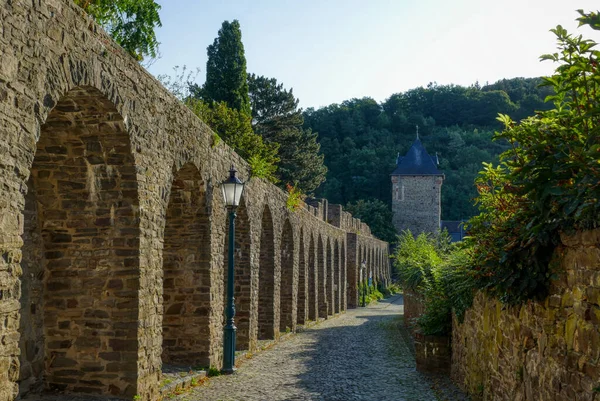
391, 135, 444, 235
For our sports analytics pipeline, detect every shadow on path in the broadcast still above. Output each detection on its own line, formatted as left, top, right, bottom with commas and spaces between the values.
172, 294, 469, 401
287, 294, 437, 400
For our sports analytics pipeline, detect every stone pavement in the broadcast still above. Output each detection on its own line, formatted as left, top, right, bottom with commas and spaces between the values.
175, 295, 450, 401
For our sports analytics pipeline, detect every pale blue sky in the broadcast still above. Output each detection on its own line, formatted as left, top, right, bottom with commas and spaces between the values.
148, 0, 599, 109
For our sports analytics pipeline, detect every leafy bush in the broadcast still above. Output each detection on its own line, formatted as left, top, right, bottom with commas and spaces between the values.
186, 99, 280, 183
466, 14, 600, 305
393, 231, 443, 291
285, 183, 304, 212
357, 282, 385, 304
392, 231, 474, 336
383, 283, 402, 297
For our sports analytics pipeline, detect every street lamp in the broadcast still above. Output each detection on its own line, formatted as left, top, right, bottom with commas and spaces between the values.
221, 165, 246, 374
361, 260, 367, 307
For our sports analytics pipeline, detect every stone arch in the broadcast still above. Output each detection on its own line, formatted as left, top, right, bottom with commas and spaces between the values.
258, 205, 276, 340
297, 229, 307, 325
357, 245, 362, 289
161, 163, 211, 366
387, 249, 390, 281
308, 235, 318, 321
334, 240, 340, 314
317, 235, 327, 319
380, 248, 384, 283
279, 219, 295, 332
370, 248, 375, 287
358, 245, 362, 278
374, 248, 378, 285
368, 247, 373, 288
223, 198, 252, 351
382, 249, 386, 282
326, 238, 334, 316
19, 86, 140, 397
380, 248, 384, 282
364, 247, 369, 287
375, 248, 380, 284
341, 241, 347, 311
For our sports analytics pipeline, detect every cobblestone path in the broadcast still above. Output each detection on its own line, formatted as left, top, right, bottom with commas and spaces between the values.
176, 295, 443, 401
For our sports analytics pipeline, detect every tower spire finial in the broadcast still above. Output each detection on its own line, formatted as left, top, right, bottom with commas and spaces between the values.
416, 125, 419, 140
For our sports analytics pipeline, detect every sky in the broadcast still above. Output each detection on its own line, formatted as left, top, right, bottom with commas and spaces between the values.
148, 0, 600, 109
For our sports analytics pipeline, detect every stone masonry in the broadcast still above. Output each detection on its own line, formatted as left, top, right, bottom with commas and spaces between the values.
0, 1, 390, 400
452, 229, 600, 401
391, 176, 443, 235
391, 138, 444, 236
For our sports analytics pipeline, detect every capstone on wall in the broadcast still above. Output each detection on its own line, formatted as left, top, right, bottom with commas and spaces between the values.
391, 175, 442, 235
452, 229, 600, 401
0, 1, 390, 400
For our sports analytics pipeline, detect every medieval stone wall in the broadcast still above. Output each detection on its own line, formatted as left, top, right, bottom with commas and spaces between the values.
402, 288, 425, 333
0, 1, 390, 400
391, 175, 442, 235
452, 229, 600, 401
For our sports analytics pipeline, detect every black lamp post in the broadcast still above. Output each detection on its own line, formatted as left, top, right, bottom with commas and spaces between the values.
221, 165, 245, 374
361, 260, 367, 307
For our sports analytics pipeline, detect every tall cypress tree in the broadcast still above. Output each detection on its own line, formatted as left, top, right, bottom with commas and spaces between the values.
200, 20, 251, 115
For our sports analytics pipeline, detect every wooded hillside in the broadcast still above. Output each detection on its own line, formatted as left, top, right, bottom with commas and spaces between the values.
304, 77, 553, 223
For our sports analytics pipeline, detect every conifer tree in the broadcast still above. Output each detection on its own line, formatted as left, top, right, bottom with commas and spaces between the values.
248, 74, 327, 194
198, 20, 251, 115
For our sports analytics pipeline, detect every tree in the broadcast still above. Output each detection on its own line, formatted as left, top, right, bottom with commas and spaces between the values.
274, 127, 327, 194
194, 20, 251, 115
74, 0, 162, 61
158, 67, 279, 182
344, 199, 397, 243
186, 99, 279, 182
248, 74, 327, 194
303, 75, 558, 220
248, 73, 303, 135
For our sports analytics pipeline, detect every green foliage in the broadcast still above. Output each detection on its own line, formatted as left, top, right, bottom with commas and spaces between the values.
186, 99, 279, 182
75, 0, 161, 61
248, 154, 279, 182
248, 74, 327, 194
275, 127, 327, 195
344, 199, 397, 243
467, 16, 600, 305
370, 286, 384, 302
393, 231, 443, 290
207, 367, 221, 377
211, 132, 221, 148
576, 9, 600, 30
158, 67, 279, 182
383, 283, 402, 297
303, 78, 553, 221
248, 73, 303, 130
392, 231, 474, 335
285, 183, 304, 212
195, 20, 251, 115
481, 77, 553, 121
358, 282, 384, 304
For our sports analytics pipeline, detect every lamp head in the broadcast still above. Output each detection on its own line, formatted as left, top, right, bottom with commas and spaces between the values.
221, 165, 245, 208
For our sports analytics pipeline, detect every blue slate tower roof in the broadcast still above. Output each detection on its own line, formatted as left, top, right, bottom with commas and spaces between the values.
392, 138, 443, 176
